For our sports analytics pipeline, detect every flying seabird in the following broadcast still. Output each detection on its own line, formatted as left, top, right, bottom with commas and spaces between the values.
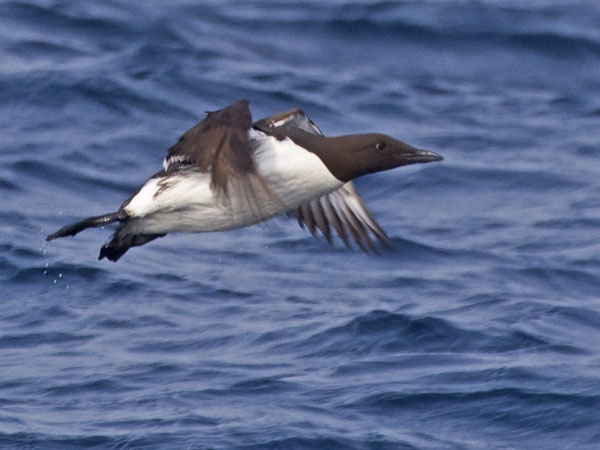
46, 100, 443, 261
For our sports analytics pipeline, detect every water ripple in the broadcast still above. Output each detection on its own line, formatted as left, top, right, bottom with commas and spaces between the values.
1, 0, 599, 448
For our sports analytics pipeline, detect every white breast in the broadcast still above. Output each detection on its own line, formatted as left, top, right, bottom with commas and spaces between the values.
251, 128, 342, 206
123, 129, 343, 234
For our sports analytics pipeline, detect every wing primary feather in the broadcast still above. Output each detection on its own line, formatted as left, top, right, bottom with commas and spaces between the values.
300, 203, 317, 236
312, 198, 332, 244
342, 189, 390, 247
292, 208, 306, 230
322, 196, 351, 248
328, 191, 358, 249
334, 200, 370, 252
346, 205, 378, 253
358, 207, 391, 246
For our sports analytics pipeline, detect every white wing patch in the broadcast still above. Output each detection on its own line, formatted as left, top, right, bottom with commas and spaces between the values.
162, 154, 189, 171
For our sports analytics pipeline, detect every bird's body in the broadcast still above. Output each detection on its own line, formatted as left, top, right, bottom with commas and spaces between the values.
47, 100, 442, 261
123, 128, 343, 234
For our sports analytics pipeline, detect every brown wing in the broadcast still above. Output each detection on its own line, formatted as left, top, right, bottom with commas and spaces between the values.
255, 108, 390, 252
253, 107, 324, 137
164, 99, 262, 197
292, 182, 391, 252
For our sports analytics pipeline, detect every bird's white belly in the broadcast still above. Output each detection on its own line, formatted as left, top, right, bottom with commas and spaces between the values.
124, 131, 343, 234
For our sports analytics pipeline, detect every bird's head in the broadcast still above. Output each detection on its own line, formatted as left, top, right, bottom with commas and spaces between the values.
324, 133, 443, 181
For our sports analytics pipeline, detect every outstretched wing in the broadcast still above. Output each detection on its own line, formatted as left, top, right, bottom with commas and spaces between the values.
163, 99, 271, 199
253, 107, 324, 137
255, 108, 391, 252
293, 182, 390, 252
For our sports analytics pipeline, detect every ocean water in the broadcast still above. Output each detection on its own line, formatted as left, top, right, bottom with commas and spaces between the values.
1, 0, 599, 448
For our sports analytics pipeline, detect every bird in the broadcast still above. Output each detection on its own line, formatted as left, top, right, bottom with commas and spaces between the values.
46, 99, 442, 261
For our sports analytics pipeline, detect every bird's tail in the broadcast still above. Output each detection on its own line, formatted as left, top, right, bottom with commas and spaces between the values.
99, 225, 165, 262
47, 212, 164, 262
46, 212, 121, 241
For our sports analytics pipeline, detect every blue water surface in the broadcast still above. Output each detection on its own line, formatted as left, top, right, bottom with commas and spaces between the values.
1, 1, 599, 449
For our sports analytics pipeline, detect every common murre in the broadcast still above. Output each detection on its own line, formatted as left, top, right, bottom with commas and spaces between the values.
46, 100, 443, 261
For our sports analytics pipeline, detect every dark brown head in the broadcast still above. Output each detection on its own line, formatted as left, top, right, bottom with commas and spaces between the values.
285, 130, 443, 182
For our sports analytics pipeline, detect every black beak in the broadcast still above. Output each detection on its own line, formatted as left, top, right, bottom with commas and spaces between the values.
401, 148, 443, 164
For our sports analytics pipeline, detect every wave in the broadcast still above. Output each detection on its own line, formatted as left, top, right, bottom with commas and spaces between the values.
2, 1, 599, 449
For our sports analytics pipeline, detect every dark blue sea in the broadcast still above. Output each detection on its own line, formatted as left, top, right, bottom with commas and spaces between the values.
1, 1, 600, 448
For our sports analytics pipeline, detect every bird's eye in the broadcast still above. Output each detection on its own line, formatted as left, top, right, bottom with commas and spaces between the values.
376, 141, 386, 151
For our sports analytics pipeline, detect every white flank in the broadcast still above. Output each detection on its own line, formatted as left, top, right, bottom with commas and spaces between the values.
123, 129, 343, 235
